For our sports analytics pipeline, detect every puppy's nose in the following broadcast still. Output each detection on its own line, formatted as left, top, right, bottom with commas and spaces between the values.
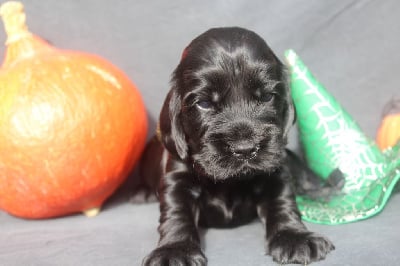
230, 141, 259, 160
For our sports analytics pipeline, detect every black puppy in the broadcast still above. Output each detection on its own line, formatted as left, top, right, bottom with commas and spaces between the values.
140, 27, 339, 265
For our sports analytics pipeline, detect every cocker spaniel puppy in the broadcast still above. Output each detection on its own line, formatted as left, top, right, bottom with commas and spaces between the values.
139, 27, 340, 265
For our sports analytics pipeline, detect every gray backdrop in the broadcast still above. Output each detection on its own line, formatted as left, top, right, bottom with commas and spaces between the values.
0, 1, 399, 265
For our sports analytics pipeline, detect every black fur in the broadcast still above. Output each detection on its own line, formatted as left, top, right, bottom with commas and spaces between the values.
139, 27, 338, 265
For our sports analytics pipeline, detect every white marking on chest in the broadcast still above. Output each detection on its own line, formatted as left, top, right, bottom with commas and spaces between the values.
209, 197, 233, 221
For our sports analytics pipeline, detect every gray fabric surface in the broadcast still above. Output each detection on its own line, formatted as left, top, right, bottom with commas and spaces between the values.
0, 1, 399, 265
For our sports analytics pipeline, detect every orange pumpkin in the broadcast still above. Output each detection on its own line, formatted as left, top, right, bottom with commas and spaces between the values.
376, 99, 400, 150
0, 1, 148, 218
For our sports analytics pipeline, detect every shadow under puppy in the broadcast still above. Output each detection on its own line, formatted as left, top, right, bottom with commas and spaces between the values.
139, 27, 340, 265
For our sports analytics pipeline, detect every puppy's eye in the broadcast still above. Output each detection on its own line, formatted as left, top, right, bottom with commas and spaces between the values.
196, 100, 213, 110
259, 93, 275, 103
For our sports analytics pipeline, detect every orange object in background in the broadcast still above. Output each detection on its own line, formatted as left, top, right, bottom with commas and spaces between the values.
0, 1, 148, 218
376, 99, 400, 150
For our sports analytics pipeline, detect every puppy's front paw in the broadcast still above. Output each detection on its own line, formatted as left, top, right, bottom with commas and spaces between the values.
267, 229, 334, 264
142, 242, 207, 266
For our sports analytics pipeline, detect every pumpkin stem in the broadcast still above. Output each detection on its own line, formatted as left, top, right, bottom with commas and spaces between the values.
0, 1, 31, 44
0, 1, 54, 68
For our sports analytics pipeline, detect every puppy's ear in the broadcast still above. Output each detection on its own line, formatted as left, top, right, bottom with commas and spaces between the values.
281, 68, 296, 141
282, 93, 296, 140
159, 88, 188, 160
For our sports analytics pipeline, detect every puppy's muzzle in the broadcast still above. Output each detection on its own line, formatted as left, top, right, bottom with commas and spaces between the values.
222, 121, 263, 160
230, 140, 260, 160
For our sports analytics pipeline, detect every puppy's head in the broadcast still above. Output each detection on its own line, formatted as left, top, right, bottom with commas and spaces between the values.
159, 27, 295, 180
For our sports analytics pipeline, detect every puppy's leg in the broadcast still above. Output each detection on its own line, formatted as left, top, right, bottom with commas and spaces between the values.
142, 166, 206, 266
131, 137, 165, 203
257, 171, 334, 264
